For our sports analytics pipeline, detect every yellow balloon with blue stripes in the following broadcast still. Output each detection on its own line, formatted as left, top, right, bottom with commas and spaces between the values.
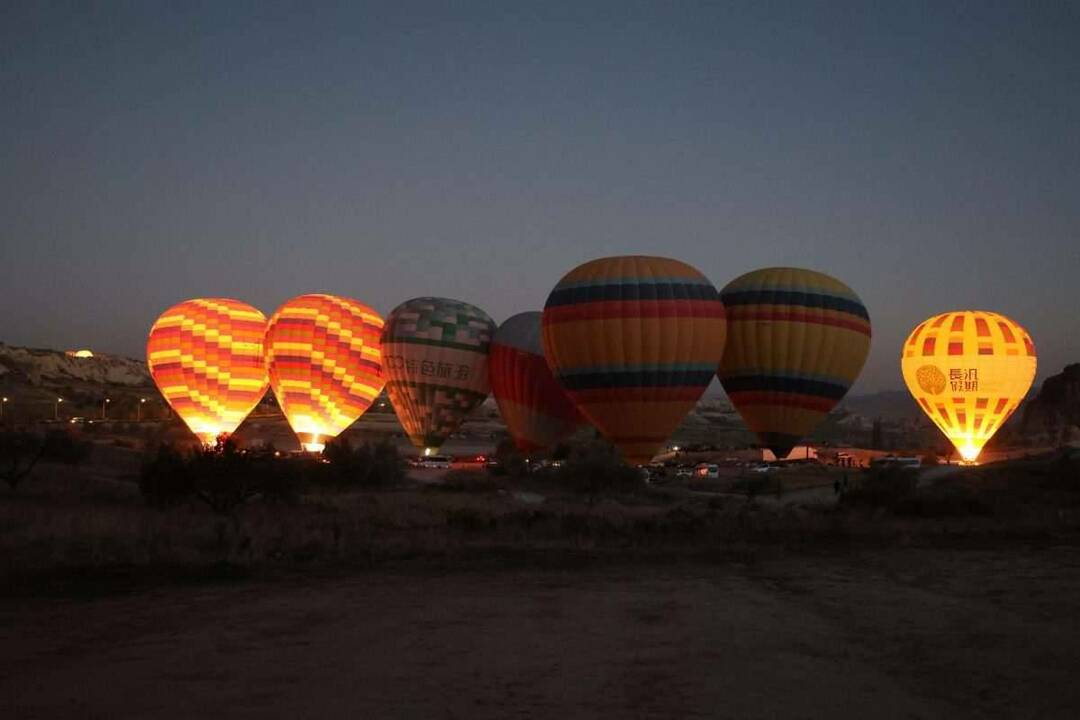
718, 267, 871, 459
542, 256, 727, 465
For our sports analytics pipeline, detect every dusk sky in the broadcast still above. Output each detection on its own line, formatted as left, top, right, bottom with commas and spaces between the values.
2, 1, 1077, 393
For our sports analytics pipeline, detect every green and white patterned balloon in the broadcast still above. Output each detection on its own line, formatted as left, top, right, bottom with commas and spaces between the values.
381, 297, 495, 452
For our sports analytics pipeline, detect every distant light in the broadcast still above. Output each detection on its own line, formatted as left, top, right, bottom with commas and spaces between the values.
57, 397, 63, 403
672, 446, 680, 452
140, 398, 146, 403
66, 349, 94, 358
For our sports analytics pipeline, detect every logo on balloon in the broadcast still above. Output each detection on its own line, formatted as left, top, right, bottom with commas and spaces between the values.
916, 365, 947, 395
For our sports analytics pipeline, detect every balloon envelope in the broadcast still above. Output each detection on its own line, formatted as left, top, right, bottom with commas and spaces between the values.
146, 298, 269, 445
718, 267, 871, 460
382, 297, 495, 453
542, 256, 727, 465
489, 312, 583, 453
264, 294, 386, 452
901, 310, 1036, 463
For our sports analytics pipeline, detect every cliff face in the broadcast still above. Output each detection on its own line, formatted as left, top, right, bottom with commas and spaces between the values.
0, 344, 150, 388
1022, 364, 1080, 443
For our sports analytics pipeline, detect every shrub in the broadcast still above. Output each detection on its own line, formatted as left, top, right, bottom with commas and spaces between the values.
492, 437, 526, 476
439, 469, 501, 493
139, 443, 196, 507
321, 437, 405, 488
140, 438, 293, 513
732, 475, 773, 497
893, 483, 991, 517
0, 430, 45, 490
840, 465, 918, 509
41, 430, 92, 466
551, 440, 644, 502
139, 437, 407, 511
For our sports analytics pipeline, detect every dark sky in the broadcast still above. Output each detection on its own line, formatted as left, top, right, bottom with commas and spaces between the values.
2, 1, 1077, 393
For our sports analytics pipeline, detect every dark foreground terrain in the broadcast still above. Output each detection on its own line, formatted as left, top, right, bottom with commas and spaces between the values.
3, 547, 1080, 719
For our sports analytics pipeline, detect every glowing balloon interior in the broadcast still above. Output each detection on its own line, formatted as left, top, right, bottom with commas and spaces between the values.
264, 294, 386, 452
146, 298, 269, 445
718, 267, 871, 460
902, 311, 1036, 463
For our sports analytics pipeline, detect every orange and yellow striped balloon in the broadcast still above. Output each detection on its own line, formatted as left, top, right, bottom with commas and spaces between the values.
718, 267, 871, 460
147, 298, 269, 445
901, 311, 1036, 463
542, 256, 727, 465
265, 294, 386, 452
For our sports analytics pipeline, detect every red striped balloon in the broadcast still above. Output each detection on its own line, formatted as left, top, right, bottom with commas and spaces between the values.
489, 312, 583, 453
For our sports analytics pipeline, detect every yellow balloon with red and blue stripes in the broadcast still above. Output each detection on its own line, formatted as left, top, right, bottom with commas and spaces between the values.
542, 256, 727, 465
718, 267, 871, 460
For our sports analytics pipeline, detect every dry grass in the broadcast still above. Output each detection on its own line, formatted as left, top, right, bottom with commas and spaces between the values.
4, 454, 1080, 592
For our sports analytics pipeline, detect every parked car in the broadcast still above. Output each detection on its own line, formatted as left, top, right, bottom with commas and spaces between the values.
418, 454, 452, 469
675, 466, 694, 479
451, 454, 487, 469
694, 463, 720, 480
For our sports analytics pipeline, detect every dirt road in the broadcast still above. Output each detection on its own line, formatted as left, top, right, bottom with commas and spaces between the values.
3, 548, 1080, 719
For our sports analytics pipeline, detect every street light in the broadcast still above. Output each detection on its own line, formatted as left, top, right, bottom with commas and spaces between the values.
55, 397, 63, 421
138, 397, 146, 422
1, 396, 8, 421
102, 397, 111, 420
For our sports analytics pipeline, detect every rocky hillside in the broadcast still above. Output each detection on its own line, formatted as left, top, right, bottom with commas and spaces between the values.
0, 344, 150, 389
1022, 364, 1080, 444
0, 344, 154, 421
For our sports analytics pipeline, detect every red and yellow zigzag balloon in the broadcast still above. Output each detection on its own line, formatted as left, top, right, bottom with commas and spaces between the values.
265, 294, 386, 452
147, 298, 269, 445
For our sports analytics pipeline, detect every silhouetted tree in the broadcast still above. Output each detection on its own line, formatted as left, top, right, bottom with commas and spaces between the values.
0, 430, 45, 490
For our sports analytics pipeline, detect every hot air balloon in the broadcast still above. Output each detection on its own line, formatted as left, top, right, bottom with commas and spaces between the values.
382, 297, 495, 454
542, 256, 727, 465
489, 312, 584, 453
264, 294, 386, 452
718, 267, 871, 460
901, 311, 1036, 463
146, 298, 269, 445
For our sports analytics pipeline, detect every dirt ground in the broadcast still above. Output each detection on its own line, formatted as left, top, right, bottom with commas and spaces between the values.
3, 547, 1080, 719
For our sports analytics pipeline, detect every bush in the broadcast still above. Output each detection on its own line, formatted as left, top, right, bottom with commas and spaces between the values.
551, 440, 644, 502
438, 469, 501, 493
732, 475, 774, 497
1037, 453, 1080, 492
840, 466, 918, 509
492, 438, 526, 476
893, 483, 991, 517
139, 437, 406, 512
321, 437, 405, 488
139, 443, 195, 507
140, 438, 296, 513
41, 430, 92, 466
0, 430, 45, 490
0, 429, 90, 490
